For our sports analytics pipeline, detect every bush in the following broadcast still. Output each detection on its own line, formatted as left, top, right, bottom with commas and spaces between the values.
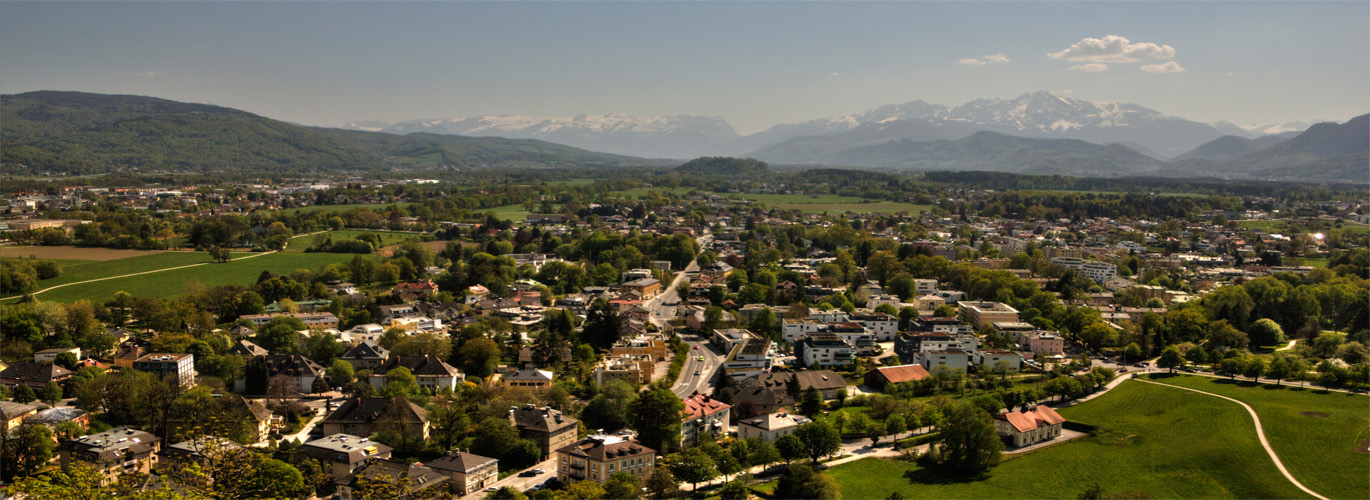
894, 432, 941, 449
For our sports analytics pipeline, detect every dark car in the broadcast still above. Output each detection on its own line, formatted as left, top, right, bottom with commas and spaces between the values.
519, 470, 539, 477
1133, 362, 1148, 368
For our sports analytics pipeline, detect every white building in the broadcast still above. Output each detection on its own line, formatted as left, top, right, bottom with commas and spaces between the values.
736, 412, 812, 442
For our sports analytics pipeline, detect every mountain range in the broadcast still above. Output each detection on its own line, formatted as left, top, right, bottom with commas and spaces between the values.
0, 91, 663, 175
2, 91, 1365, 183
342, 91, 1320, 161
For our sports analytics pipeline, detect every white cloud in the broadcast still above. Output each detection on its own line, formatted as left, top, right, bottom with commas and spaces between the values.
1069, 63, 1108, 72
830, 72, 841, 77
1140, 61, 1186, 73
959, 53, 1011, 65
1225, 71, 1235, 77
1048, 35, 1175, 63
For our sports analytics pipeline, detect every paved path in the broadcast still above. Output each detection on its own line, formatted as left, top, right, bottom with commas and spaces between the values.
1134, 378, 1330, 500
26, 231, 325, 298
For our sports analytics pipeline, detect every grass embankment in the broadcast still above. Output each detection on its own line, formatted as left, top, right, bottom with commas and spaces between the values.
809, 380, 1310, 499
284, 230, 425, 252
1140, 373, 1369, 500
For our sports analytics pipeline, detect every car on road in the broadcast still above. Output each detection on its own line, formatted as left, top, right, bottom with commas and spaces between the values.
697, 355, 704, 361
1133, 363, 1148, 368
486, 487, 499, 492
693, 345, 699, 349
1182, 366, 1198, 373
693, 370, 701, 376
519, 470, 538, 477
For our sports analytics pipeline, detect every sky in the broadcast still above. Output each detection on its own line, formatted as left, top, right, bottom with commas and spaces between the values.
2, 1, 1367, 135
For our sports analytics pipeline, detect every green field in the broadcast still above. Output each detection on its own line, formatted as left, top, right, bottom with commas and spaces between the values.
34, 252, 362, 302
546, 178, 596, 186
813, 380, 1310, 499
485, 204, 532, 221
612, 187, 696, 199
283, 203, 416, 214
1139, 374, 1370, 499
284, 230, 426, 251
14, 252, 222, 292
774, 202, 931, 215
1236, 220, 1287, 232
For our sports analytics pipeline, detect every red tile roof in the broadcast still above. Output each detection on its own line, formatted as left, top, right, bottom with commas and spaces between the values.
874, 364, 930, 383
683, 391, 731, 422
1002, 406, 1065, 433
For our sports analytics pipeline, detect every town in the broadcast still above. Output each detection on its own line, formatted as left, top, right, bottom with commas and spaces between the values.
2, 164, 1367, 500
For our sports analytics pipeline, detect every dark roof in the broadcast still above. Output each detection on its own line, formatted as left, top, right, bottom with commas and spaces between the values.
0, 361, 73, 383
509, 405, 578, 433
340, 341, 389, 361
556, 437, 654, 461
60, 428, 159, 461
226, 340, 269, 357
427, 451, 498, 474
350, 459, 448, 491
0, 401, 42, 419
301, 433, 392, 464
255, 355, 325, 377
373, 355, 459, 377
322, 397, 428, 426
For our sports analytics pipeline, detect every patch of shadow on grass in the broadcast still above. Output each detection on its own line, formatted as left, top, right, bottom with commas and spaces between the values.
900, 468, 992, 486
1300, 411, 1328, 418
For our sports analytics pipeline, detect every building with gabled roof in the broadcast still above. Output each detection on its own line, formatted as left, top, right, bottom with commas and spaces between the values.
502, 368, 554, 390
864, 364, 931, 389
737, 411, 811, 442
368, 355, 463, 391
337, 459, 449, 500
995, 406, 1065, 447
0, 360, 74, 390
339, 341, 389, 370
681, 392, 730, 446
319, 397, 430, 440
226, 339, 269, 358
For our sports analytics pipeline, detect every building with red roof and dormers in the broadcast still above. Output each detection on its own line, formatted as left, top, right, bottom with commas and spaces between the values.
681, 391, 731, 446
994, 406, 1065, 447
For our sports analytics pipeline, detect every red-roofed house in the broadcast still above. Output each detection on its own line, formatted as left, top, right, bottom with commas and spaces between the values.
863, 364, 931, 389
995, 406, 1065, 447
393, 280, 439, 297
681, 391, 731, 446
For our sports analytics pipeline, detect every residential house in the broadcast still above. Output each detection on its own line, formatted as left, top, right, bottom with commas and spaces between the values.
59, 428, 161, 486
1, 401, 41, 431
337, 460, 449, 500
240, 355, 326, 393
301, 433, 393, 482
392, 279, 439, 297
720, 338, 773, 380
502, 369, 554, 390
995, 406, 1066, 447
917, 350, 975, 372
863, 364, 931, 390
509, 405, 579, 458
681, 392, 731, 446
427, 451, 499, 495
957, 301, 1020, 329
370, 355, 463, 392
226, 340, 269, 358
721, 371, 847, 415
0, 361, 74, 390
319, 397, 430, 440
34, 347, 80, 363
339, 341, 389, 371
736, 411, 811, 442
794, 332, 854, 368
556, 435, 655, 484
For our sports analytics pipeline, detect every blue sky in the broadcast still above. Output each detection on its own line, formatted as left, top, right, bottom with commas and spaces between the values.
2, 1, 1366, 134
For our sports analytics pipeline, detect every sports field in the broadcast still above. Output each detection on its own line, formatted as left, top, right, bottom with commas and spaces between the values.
814, 380, 1313, 499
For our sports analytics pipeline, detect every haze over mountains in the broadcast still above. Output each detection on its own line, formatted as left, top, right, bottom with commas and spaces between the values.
2, 90, 1365, 183
342, 91, 1319, 161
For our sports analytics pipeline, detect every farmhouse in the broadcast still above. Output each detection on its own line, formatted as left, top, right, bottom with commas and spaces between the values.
995, 406, 1065, 447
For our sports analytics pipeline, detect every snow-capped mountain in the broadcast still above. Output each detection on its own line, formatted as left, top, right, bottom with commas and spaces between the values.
750, 91, 1248, 162
345, 114, 740, 159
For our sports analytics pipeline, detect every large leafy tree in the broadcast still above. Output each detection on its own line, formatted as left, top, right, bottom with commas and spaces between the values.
630, 387, 685, 453
932, 401, 1003, 474
669, 448, 717, 491
774, 464, 841, 500
793, 421, 841, 463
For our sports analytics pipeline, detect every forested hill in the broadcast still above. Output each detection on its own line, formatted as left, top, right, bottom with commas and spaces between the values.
0, 91, 664, 175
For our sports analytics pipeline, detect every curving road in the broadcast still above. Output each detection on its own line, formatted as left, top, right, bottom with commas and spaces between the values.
1134, 378, 1330, 500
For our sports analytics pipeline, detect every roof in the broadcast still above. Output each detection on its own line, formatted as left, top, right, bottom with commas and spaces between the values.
28, 406, 87, 424
341, 341, 389, 360
226, 340, 269, 357
255, 355, 325, 377
61, 428, 159, 461
373, 355, 460, 377
0, 401, 42, 419
351, 459, 448, 491
504, 369, 554, 382
302, 433, 392, 464
683, 392, 731, 422
1001, 406, 1066, 433
739, 412, 811, 431
0, 361, 73, 383
322, 397, 429, 425
427, 451, 498, 474
874, 364, 931, 383
509, 405, 578, 433
556, 437, 655, 461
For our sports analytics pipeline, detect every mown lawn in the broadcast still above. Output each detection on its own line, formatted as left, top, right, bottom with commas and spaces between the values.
484, 204, 532, 221
284, 229, 425, 252
20, 252, 221, 290
1139, 373, 1370, 500
811, 380, 1310, 499
36, 252, 364, 302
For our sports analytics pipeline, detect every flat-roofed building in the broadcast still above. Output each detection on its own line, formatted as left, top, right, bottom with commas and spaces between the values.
301, 433, 393, 482
795, 332, 854, 368
737, 411, 811, 442
132, 353, 195, 387
721, 338, 773, 380
957, 301, 1020, 329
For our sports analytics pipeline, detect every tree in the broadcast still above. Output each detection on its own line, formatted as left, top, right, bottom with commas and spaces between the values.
932, 401, 1003, 474
1122, 343, 1142, 363
9, 462, 201, 499
669, 448, 718, 491
2, 424, 55, 479
774, 464, 841, 500
717, 480, 751, 500
1249, 319, 1287, 348
715, 451, 744, 482
486, 487, 529, 500
245, 458, 310, 499
459, 337, 503, 379
256, 316, 306, 354
793, 421, 841, 463
1219, 356, 1246, 380
1267, 354, 1295, 385
885, 414, 907, 438
866, 421, 888, 447
471, 418, 541, 468
749, 439, 781, 471
604, 471, 644, 500
1243, 356, 1267, 381
556, 480, 608, 500
329, 359, 355, 387
799, 387, 824, 417
776, 434, 804, 464
1157, 346, 1185, 373
631, 388, 685, 453
645, 467, 679, 500
12, 384, 36, 404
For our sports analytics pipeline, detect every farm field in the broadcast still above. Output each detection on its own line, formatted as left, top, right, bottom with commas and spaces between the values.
772, 202, 931, 215
1139, 373, 1370, 500
284, 230, 426, 252
1, 245, 169, 261
486, 204, 532, 221
807, 380, 1310, 499
34, 251, 361, 303
7, 251, 224, 297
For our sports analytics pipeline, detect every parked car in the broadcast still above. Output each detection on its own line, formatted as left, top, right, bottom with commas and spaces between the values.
519, 470, 539, 477
486, 487, 499, 492
1133, 363, 1148, 368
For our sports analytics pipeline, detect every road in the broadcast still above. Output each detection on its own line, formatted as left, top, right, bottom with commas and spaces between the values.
456, 457, 558, 500
672, 333, 726, 398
